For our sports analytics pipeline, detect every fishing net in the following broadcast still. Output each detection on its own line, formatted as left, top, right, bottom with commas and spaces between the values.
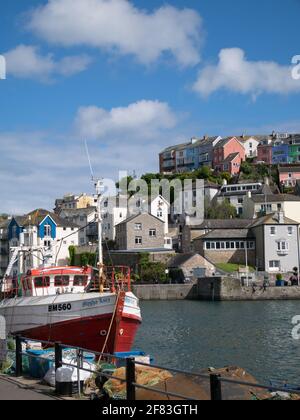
103, 366, 173, 400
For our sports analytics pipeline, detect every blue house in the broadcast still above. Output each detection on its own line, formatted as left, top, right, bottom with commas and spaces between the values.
272, 142, 290, 164
6, 209, 79, 275
8, 210, 57, 242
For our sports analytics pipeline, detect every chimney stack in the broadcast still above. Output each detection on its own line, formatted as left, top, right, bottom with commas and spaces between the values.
278, 211, 285, 224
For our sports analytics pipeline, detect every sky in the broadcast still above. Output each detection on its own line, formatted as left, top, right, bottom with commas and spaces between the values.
1, 0, 300, 214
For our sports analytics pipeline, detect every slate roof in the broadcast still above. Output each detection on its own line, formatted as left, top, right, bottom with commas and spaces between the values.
278, 167, 300, 173
214, 137, 236, 148
250, 194, 300, 203
13, 209, 80, 229
188, 219, 253, 230
161, 136, 221, 154
222, 153, 240, 163
198, 229, 254, 240
116, 212, 164, 227
250, 213, 299, 227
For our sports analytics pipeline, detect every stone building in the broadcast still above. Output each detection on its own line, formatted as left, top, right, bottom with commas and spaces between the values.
115, 213, 165, 251
193, 229, 256, 267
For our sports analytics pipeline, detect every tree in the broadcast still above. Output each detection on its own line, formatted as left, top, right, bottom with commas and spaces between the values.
194, 166, 211, 180
220, 172, 232, 183
68, 246, 76, 266
206, 200, 237, 219
240, 161, 253, 176
116, 176, 134, 194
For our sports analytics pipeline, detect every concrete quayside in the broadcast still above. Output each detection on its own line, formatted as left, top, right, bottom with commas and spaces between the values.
132, 278, 300, 301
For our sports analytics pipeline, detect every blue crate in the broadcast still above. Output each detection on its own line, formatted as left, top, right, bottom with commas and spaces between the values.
26, 349, 95, 379
26, 349, 55, 379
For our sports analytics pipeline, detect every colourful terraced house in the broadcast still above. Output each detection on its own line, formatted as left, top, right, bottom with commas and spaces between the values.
213, 137, 246, 176
288, 136, 300, 163
272, 141, 290, 164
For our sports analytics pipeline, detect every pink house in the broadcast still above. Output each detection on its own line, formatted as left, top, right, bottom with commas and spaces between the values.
213, 137, 246, 175
279, 166, 300, 187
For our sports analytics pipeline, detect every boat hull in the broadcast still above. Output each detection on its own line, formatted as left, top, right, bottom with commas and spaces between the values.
0, 292, 142, 354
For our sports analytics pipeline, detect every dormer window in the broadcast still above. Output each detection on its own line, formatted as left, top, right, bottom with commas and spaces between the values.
44, 224, 51, 237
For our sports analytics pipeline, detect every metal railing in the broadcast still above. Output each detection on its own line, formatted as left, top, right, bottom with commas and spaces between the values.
12, 335, 300, 400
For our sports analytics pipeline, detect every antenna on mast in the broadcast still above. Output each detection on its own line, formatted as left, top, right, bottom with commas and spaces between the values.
85, 139, 95, 181
83, 140, 105, 293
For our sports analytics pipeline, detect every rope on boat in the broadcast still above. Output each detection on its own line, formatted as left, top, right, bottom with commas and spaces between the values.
97, 289, 123, 364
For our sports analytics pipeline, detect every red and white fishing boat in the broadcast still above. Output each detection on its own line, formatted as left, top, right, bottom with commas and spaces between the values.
0, 179, 142, 354
0, 266, 141, 354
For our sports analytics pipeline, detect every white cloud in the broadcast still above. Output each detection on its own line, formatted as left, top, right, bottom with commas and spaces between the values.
0, 100, 181, 213
75, 100, 177, 140
27, 0, 202, 67
4, 44, 91, 81
193, 48, 300, 97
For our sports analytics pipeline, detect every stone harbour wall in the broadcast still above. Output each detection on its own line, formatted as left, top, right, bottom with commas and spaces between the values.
132, 278, 300, 301
197, 277, 300, 301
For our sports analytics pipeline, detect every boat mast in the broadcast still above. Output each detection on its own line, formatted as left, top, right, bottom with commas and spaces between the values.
95, 179, 104, 292
85, 140, 105, 292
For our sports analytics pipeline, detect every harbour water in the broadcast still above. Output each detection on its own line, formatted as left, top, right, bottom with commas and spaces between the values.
134, 300, 300, 384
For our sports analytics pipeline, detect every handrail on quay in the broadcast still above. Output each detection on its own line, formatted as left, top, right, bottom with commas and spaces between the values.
12, 335, 300, 401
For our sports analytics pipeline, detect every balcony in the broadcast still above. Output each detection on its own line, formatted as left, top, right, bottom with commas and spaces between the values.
277, 250, 289, 256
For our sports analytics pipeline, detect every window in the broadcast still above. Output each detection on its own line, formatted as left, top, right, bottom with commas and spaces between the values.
135, 223, 142, 231
269, 260, 280, 269
54, 276, 70, 287
288, 227, 293, 235
270, 227, 276, 236
44, 240, 51, 247
206, 242, 211, 250
44, 224, 51, 237
34, 277, 50, 288
277, 241, 289, 252
149, 229, 156, 237
157, 211, 163, 218
73, 275, 88, 287
135, 237, 142, 245
261, 204, 272, 213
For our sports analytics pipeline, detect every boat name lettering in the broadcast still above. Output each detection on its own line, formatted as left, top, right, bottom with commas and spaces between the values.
82, 297, 111, 308
48, 303, 72, 312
